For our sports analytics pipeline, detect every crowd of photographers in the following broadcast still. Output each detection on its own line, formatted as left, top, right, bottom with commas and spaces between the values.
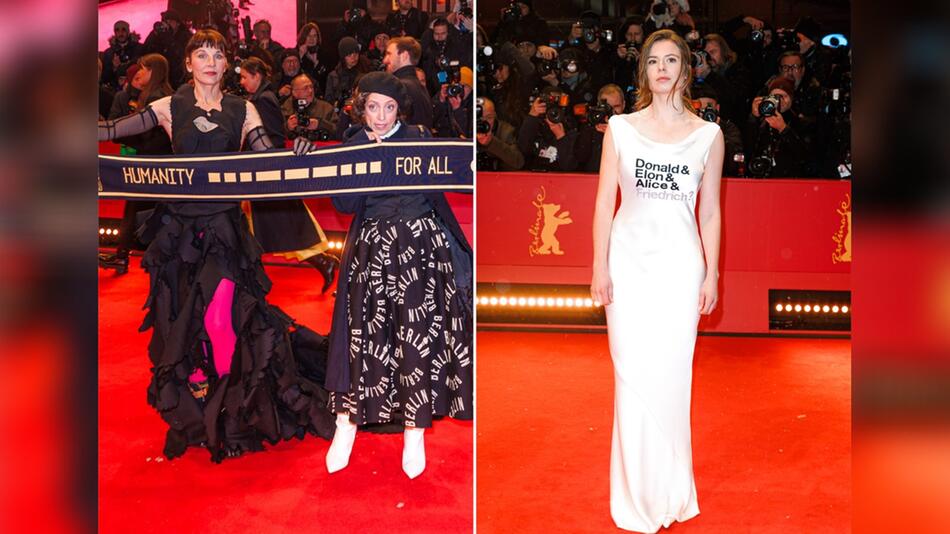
99, 0, 476, 149
476, 0, 851, 178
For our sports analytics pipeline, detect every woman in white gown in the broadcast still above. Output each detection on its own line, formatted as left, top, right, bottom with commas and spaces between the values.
591, 29, 724, 533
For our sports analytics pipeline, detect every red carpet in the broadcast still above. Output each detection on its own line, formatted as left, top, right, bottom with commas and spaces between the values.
99, 260, 472, 533
476, 331, 850, 533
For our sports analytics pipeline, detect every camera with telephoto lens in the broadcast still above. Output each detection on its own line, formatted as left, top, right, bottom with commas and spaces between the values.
334, 89, 353, 115
580, 23, 613, 45
459, 0, 473, 19
558, 57, 579, 75
502, 2, 521, 23
651, 0, 669, 16
623, 41, 641, 62
477, 45, 494, 75
537, 58, 558, 77
758, 94, 781, 117
436, 60, 464, 97
476, 97, 491, 134
775, 28, 800, 52
586, 99, 613, 125
748, 150, 774, 177
533, 91, 570, 123
687, 34, 709, 69
294, 98, 312, 135
698, 103, 718, 122
750, 29, 765, 45
347, 8, 364, 25
154, 20, 171, 34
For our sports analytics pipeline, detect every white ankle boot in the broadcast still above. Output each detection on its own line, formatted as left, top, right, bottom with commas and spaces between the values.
402, 427, 426, 479
326, 413, 357, 473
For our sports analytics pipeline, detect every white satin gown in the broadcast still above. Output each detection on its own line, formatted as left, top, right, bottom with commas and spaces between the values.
603, 112, 720, 532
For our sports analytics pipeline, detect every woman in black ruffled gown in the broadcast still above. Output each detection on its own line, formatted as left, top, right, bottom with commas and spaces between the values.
323, 72, 473, 479
98, 29, 334, 462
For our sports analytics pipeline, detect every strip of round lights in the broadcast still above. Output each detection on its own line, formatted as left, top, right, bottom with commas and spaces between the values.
774, 303, 850, 314
477, 296, 602, 308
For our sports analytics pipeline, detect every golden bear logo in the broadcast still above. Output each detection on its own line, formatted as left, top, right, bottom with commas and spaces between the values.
529, 186, 573, 256
832, 193, 851, 264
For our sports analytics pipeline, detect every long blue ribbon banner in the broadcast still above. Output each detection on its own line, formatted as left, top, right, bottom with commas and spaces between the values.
98, 139, 473, 201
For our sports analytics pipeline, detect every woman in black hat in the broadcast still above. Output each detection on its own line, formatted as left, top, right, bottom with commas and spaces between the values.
323, 71, 473, 479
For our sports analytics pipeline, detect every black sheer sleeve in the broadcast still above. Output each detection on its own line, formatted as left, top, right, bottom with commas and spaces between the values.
245, 125, 275, 151
98, 107, 160, 142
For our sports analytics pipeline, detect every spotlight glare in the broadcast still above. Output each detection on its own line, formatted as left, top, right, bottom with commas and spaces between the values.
842, 305, 849, 313
794, 304, 802, 312
99, 228, 105, 234
565, 298, 575, 307
499, 297, 508, 306
545, 297, 555, 307
517, 297, 527, 306
555, 297, 565, 307
775, 304, 783, 312
832, 305, 839, 313
585, 298, 594, 307
527, 297, 537, 306
804, 305, 811, 312
478, 296, 489, 306
822, 305, 830, 313
489, 297, 498, 306
784, 304, 792, 312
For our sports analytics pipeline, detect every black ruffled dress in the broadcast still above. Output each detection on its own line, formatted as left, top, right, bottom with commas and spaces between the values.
140, 86, 334, 462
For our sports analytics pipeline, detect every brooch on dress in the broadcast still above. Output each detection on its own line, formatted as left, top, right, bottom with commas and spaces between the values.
193, 116, 219, 133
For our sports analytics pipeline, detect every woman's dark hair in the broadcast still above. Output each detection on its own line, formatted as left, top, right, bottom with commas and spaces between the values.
185, 28, 230, 59
495, 62, 527, 127
618, 16, 646, 40
136, 53, 173, 109
241, 56, 272, 79
296, 22, 322, 48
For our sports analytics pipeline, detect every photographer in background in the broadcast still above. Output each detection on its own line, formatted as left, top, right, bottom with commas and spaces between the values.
476, 97, 524, 171
385, 0, 429, 40
643, 0, 695, 38
101, 20, 143, 90
275, 50, 303, 104
745, 76, 811, 177
282, 74, 339, 142
296, 22, 331, 96
551, 47, 596, 108
574, 84, 625, 172
518, 86, 580, 172
384, 36, 434, 128
324, 37, 372, 106
252, 19, 285, 66
566, 11, 616, 92
703, 33, 754, 126
433, 66, 473, 138
490, 1, 550, 47
691, 83, 744, 176
332, 0, 376, 50
142, 10, 191, 88
613, 16, 646, 91
240, 57, 285, 147
486, 42, 536, 129
366, 27, 391, 71
421, 17, 471, 95
778, 51, 822, 128
715, 15, 780, 91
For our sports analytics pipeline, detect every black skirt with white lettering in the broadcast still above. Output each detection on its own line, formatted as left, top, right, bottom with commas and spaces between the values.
329, 211, 473, 428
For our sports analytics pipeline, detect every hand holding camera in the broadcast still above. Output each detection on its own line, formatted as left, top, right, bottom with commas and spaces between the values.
529, 97, 547, 118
